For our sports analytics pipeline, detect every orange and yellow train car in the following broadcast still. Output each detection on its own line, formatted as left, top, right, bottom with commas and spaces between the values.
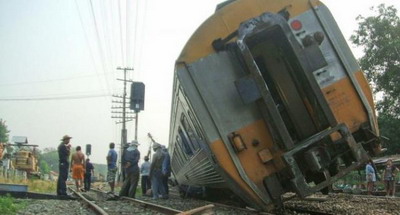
168, 0, 381, 211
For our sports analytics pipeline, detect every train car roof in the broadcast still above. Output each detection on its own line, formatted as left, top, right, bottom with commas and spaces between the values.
177, 0, 323, 64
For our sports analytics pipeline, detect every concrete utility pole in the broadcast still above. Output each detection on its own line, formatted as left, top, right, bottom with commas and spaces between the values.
111, 66, 134, 182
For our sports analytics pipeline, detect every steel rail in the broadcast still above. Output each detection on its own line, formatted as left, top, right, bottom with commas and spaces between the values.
91, 187, 183, 214
176, 204, 214, 215
68, 187, 108, 215
121, 196, 183, 214
285, 206, 333, 215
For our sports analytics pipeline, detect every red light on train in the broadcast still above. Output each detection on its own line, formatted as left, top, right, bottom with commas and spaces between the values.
290, 20, 302, 31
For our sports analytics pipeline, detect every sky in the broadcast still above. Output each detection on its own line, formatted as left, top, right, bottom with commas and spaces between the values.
0, 0, 399, 165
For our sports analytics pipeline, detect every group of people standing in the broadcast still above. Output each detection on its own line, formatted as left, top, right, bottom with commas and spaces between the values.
56, 135, 94, 196
366, 159, 399, 197
56, 135, 171, 198
106, 140, 171, 199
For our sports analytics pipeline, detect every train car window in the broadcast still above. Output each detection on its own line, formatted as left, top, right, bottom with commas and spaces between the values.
181, 115, 201, 152
187, 110, 205, 141
178, 127, 194, 156
170, 142, 182, 170
176, 136, 188, 163
171, 153, 181, 171
172, 149, 182, 171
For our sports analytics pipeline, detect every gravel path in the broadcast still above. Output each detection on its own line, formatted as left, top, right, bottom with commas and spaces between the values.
283, 193, 400, 215
17, 199, 96, 215
136, 193, 262, 214
17, 184, 400, 215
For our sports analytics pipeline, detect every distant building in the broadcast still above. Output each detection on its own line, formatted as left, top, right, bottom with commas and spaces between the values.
12, 136, 28, 144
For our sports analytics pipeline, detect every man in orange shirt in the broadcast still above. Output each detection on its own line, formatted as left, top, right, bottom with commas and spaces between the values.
70, 146, 86, 191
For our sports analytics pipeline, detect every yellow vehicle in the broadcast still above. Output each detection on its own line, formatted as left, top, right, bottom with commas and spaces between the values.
169, 0, 382, 211
12, 150, 39, 173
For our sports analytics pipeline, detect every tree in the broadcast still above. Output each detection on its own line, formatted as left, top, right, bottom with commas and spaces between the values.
38, 148, 59, 173
39, 160, 50, 175
0, 119, 10, 143
351, 4, 400, 155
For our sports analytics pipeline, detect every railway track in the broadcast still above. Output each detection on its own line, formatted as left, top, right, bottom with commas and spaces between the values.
92, 186, 265, 214
73, 184, 400, 215
284, 206, 333, 215
9, 183, 397, 214
70, 187, 215, 215
91, 184, 330, 215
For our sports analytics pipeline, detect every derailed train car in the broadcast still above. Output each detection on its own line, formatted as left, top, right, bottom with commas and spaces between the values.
169, 0, 382, 211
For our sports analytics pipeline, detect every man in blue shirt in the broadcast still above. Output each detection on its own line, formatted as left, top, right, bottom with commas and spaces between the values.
106, 142, 118, 194
140, 156, 151, 195
84, 158, 94, 191
120, 140, 140, 198
57, 135, 72, 196
365, 160, 376, 195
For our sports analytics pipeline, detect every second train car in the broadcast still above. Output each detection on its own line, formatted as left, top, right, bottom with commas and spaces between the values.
168, 0, 382, 211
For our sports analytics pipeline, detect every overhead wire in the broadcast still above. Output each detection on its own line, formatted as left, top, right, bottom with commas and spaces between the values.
133, 0, 148, 81
118, 0, 126, 66
132, 0, 140, 70
74, 0, 108, 96
0, 71, 114, 87
99, 0, 117, 73
88, 0, 112, 95
126, 0, 131, 68
0, 94, 110, 101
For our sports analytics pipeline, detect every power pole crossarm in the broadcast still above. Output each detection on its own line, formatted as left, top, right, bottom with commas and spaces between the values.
112, 66, 134, 183
117, 79, 134, 83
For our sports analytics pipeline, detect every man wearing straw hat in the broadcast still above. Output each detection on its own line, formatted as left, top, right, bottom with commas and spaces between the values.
57, 135, 72, 196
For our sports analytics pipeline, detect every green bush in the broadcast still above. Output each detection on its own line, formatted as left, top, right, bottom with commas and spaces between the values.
0, 194, 27, 215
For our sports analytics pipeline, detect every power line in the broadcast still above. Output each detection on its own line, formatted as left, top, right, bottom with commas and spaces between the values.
89, 0, 112, 94
0, 94, 110, 101
132, 0, 140, 69
99, 0, 117, 73
74, 0, 107, 95
134, 0, 148, 81
0, 72, 114, 87
118, 0, 125, 66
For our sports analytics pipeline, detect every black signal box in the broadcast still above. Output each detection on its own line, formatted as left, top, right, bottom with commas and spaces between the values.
130, 82, 145, 112
86, 144, 91, 156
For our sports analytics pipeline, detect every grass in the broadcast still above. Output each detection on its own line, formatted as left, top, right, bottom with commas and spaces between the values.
0, 194, 27, 215
0, 176, 56, 193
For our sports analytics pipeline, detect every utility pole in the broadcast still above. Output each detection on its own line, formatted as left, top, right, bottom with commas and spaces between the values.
111, 66, 134, 182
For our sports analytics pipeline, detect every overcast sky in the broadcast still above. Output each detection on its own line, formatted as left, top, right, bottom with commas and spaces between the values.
0, 0, 399, 165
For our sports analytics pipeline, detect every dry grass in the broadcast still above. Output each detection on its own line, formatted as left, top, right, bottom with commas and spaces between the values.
0, 176, 56, 194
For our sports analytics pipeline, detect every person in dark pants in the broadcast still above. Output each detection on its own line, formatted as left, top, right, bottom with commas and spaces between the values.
140, 156, 151, 195
150, 143, 166, 199
119, 140, 140, 198
161, 146, 171, 198
84, 158, 94, 191
106, 142, 118, 194
57, 135, 72, 196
